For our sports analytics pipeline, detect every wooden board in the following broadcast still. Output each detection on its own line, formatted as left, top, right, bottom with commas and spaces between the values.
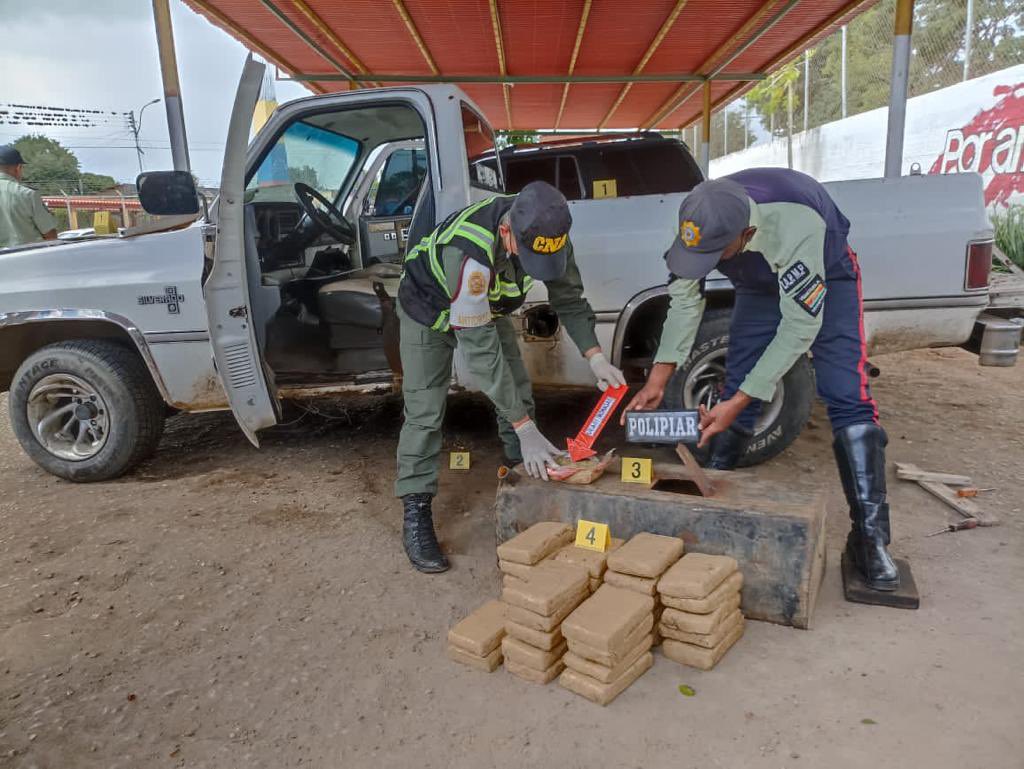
894, 462, 972, 486
841, 551, 920, 610
916, 479, 998, 526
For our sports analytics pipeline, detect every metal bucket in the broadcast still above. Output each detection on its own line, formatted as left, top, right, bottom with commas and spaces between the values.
978, 314, 1024, 367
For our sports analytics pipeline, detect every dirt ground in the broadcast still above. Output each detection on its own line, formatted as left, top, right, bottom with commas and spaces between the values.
1, 347, 1022, 769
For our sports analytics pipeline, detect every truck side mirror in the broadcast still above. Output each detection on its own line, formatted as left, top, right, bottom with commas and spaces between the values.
136, 171, 201, 216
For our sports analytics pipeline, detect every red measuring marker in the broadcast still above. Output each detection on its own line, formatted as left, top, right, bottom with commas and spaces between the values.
566, 385, 629, 461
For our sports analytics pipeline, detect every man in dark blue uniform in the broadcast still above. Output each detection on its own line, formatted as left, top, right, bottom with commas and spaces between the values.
625, 168, 899, 591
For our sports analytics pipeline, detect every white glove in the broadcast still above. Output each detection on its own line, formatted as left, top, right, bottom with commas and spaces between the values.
588, 351, 627, 391
514, 420, 563, 481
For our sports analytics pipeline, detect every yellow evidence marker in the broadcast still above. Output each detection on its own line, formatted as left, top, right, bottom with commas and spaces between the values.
621, 457, 653, 485
575, 519, 611, 552
449, 451, 471, 470
592, 179, 618, 199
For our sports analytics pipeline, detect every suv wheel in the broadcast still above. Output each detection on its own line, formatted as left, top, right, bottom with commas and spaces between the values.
9, 340, 166, 482
662, 308, 815, 466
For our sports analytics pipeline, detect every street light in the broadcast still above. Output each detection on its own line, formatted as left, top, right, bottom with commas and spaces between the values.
128, 98, 161, 175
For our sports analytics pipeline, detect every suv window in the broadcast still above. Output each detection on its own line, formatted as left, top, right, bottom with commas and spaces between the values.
462, 103, 502, 191
370, 148, 427, 216
586, 143, 702, 197
501, 154, 584, 200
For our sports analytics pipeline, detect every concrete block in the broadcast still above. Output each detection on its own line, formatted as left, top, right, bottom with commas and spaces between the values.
505, 655, 564, 684
561, 585, 654, 653
661, 594, 741, 636
553, 538, 624, 578
662, 621, 745, 671
659, 553, 738, 599
447, 643, 503, 673
563, 633, 653, 684
496, 521, 573, 565
565, 615, 654, 667
495, 465, 826, 628
558, 651, 654, 706
447, 599, 507, 657
505, 586, 588, 632
659, 610, 743, 648
501, 636, 567, 671
607, 532, 685, 578
604, 569, 658, 595
661, 572, 744, 614
504, 620, 563, 651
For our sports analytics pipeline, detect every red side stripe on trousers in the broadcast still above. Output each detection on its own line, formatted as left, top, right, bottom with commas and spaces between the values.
848, 246, 879, 422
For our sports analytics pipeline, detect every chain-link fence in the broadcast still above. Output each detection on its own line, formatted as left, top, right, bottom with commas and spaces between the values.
706, 0, 1024, 159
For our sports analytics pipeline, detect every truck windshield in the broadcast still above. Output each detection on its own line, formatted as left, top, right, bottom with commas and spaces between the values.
245, 120, 360, 204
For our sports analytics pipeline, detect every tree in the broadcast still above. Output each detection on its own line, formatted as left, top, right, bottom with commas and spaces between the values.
11, 134, 117, 195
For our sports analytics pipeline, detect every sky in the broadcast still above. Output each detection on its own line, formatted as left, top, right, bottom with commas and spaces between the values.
0, 0, 311, 186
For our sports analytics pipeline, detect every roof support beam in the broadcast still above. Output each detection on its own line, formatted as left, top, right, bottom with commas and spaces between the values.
284, 72, 765, 84
555, 0, 592, 129
257, 0, 357, 87
391, 0, 440, 75
487, 0, 513, 128
598, 0, 689, 129
288, 0, 378, 86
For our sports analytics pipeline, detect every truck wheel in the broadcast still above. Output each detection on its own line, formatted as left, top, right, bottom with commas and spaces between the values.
662, 308, 814, 467
9, 340, 166, 482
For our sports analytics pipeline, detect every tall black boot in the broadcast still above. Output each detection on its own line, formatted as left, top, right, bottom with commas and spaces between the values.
401, 493, 449, 573
704, 425, 751, 470
832, 423, 899, 591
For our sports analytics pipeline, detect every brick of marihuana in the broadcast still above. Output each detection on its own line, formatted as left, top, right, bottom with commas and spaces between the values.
505, 655, 565, 684
501, 635, 568, 671
603, 569, 659, 595
566, 613, 654, 667
558, 651, 654, 706
658, 553, 739, 600
660, 571, 744, 613
503, 574, 527, 592
553, 537, 624, 579
501, 561, 589, 616
496, 522, 574, 566
562, 584, 654, 653
588, 577, 602, 593
661, 594, 741, 636
563, 632, 653, 684
447, 643, 503, 673
505, 585, 589, 632
607, 532, 685, 579
662, 620, 745, 671
660, 610, 743, 649
447, 599, 507, 657
504, 620, 564, 651
498, 559, 535, 580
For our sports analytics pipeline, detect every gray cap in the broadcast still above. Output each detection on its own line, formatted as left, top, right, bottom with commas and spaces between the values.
0, 145, 26, 165
664, 178, 751, 279
509, 181, 572, 281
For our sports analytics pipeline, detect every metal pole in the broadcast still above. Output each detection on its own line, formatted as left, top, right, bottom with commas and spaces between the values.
152, 0, 191, 172
723, 108, 728, 156
884, 0, 914, 178
963, 0, 973, 81
127, 112, 143, 175
700, 80, 711, 177
841, 25, 848, 118
787, 79, 794, 169
744, 99, 749, 150
803, 50, 810, 132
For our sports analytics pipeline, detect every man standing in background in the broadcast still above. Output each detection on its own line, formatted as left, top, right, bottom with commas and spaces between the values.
0, 145, 58, 249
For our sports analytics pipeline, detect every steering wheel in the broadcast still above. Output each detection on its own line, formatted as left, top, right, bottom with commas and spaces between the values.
293, 182, 356, 244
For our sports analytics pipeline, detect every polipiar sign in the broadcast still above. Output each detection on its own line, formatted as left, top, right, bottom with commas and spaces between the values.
932, 81, 1024, 207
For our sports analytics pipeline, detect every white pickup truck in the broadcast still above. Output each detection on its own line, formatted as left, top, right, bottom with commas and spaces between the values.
0, 59, 1012, 482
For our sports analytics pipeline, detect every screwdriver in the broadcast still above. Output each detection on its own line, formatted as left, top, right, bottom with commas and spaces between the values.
926, 519, 979, 536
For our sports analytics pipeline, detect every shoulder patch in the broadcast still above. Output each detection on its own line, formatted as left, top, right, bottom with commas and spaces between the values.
450, 261, 493, 329
792, 274, 826, 317
779, 260, 810, 293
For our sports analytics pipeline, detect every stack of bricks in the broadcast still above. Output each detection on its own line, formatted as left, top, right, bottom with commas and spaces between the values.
500, 560, 590, 683
605, 532, 686, 646
657, 553, 745, 670
559, 585, 655, 705
552, 536, 624, 594
447, 599, 507, 673
496, 522, 575, 590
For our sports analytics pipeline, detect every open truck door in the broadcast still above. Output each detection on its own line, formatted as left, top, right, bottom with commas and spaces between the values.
204, 56, 280, 446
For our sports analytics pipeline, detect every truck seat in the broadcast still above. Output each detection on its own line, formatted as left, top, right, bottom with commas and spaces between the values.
316, 263, 402, 372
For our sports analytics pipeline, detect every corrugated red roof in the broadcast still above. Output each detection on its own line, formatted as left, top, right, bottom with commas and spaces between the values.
181, 0, 880, 130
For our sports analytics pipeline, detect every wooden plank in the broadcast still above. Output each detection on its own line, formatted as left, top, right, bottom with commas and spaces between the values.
894, 462, 972, 487
675, 443, 715, 497
916, 479, 998, 526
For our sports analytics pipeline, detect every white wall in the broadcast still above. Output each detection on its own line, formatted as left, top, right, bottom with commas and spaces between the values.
711, 64, 1024, 209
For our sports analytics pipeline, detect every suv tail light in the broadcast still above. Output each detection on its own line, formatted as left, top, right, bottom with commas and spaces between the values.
966, 240, 993, 290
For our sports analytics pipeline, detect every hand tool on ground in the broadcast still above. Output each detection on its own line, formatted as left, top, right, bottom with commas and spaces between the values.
566, 385, 629, 461
926, 519, 979, 537
955, 487, 995, 498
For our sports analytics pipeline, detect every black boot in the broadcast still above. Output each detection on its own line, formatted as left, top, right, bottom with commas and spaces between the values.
833, 423, 899, 591
401, 493, 449, 573
704, 425, 751, 470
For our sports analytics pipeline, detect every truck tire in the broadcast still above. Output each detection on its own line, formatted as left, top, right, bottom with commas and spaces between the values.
662, 308, 814, 467
9, 340, 166, 482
